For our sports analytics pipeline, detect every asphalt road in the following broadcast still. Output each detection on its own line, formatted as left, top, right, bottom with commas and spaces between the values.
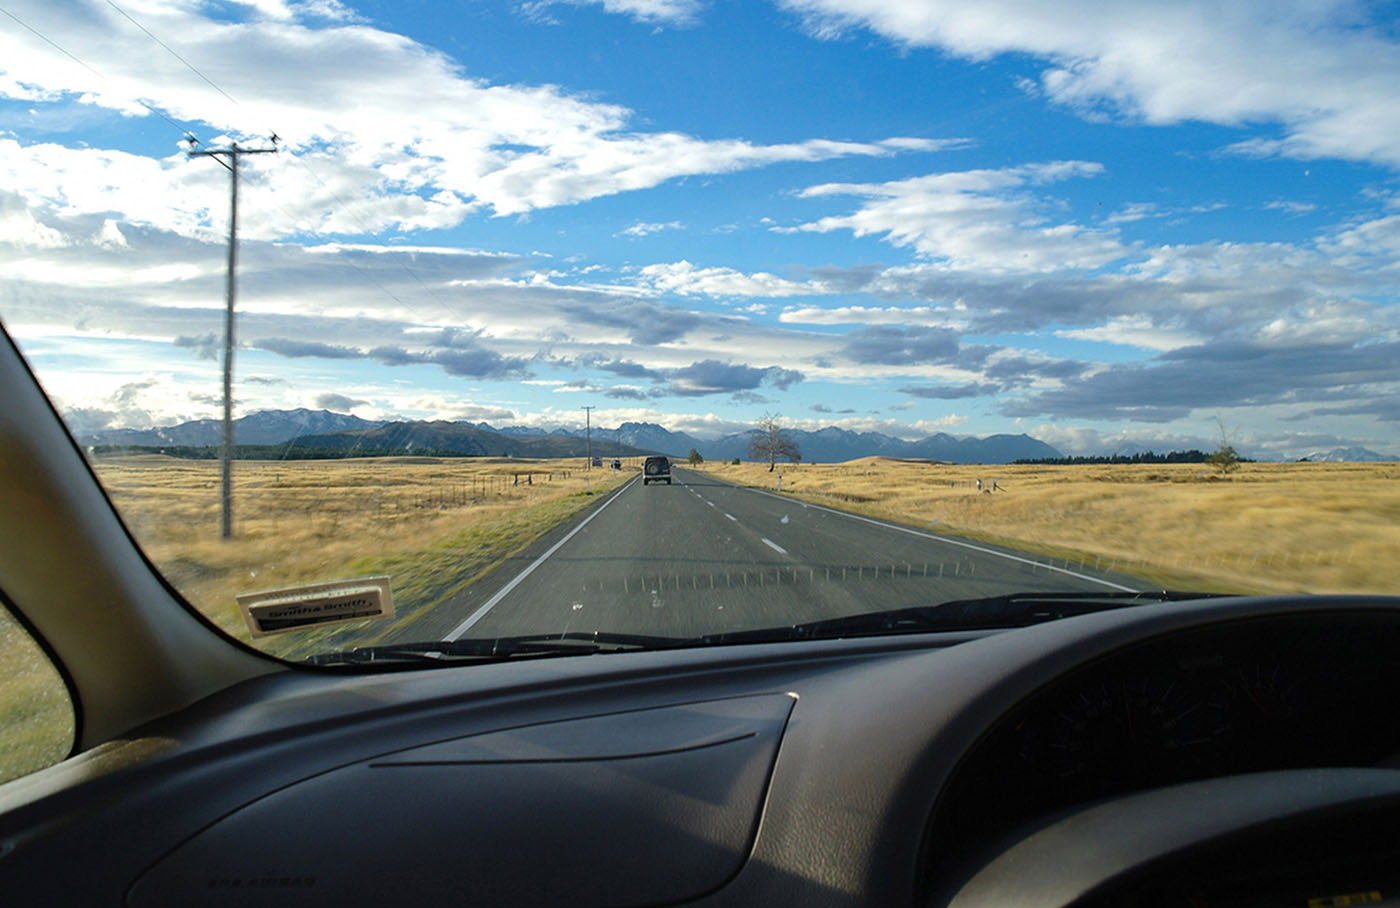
395, 467, 1152, 643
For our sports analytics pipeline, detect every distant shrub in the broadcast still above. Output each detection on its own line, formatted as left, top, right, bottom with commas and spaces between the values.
1209, 418, 1242, 475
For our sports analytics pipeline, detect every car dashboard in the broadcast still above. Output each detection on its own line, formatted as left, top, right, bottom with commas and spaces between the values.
3, 594, 1400, 907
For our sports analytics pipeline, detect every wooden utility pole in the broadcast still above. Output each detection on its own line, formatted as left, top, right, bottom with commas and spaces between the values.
582, 406, 595, 471
188, 136, 278, 539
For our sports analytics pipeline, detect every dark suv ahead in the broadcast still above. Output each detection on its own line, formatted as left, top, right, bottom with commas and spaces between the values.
643, 455, 672, 485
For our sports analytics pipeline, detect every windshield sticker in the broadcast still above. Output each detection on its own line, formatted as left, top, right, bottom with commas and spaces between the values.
237, 577, 394, 638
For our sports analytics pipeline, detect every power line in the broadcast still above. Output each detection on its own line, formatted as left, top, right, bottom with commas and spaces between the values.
270, 152, 468, 326
11, 0, 488, 382
99, 1, 469, 322
0, 2, 191, 136
112, 5, 470, 323
101, 0, 242, 108
7, 1, 504, 489
21, 0, 466, 325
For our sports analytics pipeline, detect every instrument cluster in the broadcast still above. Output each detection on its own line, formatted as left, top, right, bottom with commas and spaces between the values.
931, 612, 1400, 851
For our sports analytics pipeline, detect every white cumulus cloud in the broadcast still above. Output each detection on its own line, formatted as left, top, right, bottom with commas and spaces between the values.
777, 0, 1400, 168
0, 1, 940, 237
792, 161, 1126, 272
527, 0, 706, 27
636, 261, 826, 297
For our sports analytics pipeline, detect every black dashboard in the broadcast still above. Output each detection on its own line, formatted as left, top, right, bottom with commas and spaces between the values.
933, 612, 1400, 848
3, 594, 1400, 907
925, 609, 1400, 905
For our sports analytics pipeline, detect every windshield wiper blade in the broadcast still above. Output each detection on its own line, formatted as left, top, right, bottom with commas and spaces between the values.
695, 589, 1224, 645
304, 630, 685, 666
305, 591, 1226, 665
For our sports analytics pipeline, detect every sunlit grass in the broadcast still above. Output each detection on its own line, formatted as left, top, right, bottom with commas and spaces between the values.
90, 455, 629, 656
1, 456, 628, 784
0, 606, 74, 786
700, 458, 1400, 595
6, 454, 1394, 785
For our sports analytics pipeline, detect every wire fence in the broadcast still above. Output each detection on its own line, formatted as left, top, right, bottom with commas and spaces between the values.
364, 471, 583, 512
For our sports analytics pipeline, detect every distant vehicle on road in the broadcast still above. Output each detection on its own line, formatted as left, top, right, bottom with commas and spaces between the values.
643, 455, 672, 485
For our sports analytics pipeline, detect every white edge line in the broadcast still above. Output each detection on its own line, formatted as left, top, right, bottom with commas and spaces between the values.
739, 483, 1138, 592
445, 474, 640, 640
761, 537, 788, 555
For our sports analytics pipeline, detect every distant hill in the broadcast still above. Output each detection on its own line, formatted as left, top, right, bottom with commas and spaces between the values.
616, 422, 709, 457
80, 408, 382, 446
701, 427, 1060, 464
914, 432, 1062, 464
78, 410, 1063, 464
479, 421, 1061, 463
1015, 450, 1217, 465
289, 421, 660, 459
480, 421, 705, 457
1299, 446, 1396, 462
488, 424, 581, 439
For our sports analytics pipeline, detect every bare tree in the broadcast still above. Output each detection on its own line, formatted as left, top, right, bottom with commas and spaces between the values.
1208, 416, 1241, 475
747, 412, 801, 472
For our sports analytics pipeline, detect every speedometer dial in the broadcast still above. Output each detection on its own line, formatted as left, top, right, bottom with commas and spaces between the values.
1127, 676, 1232, 752
1036, 681, 1129, 779
1233, 661, 1299, 720
1016, 672, 1234, 785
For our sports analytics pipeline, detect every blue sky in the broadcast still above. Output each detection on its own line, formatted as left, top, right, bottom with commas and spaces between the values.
1, 0, 1398, 457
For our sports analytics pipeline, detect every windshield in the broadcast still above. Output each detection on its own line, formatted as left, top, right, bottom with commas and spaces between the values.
0, 0, 1396, 665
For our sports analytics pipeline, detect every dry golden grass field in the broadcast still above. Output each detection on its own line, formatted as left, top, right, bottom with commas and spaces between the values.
702, 458, 1400, 595
0, 607, 75, 785
2, 454, 631, 783
90, 455, 630, 658
3, 453, 1397, 786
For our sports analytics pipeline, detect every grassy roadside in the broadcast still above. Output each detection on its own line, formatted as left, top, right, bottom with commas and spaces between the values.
696, 459, 1399, 596
0, 456, 628, 783
0, 605, 75, 785
6, 454, 1394, 786
84, 455, 630, 659
261, 483, 627, 660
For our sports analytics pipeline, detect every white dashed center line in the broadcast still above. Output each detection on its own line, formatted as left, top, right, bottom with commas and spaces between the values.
761, 537, 787, 554
725, 513, 736, 522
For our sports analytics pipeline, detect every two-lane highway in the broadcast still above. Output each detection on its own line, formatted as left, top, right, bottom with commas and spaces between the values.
399, 467, 1150, 642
